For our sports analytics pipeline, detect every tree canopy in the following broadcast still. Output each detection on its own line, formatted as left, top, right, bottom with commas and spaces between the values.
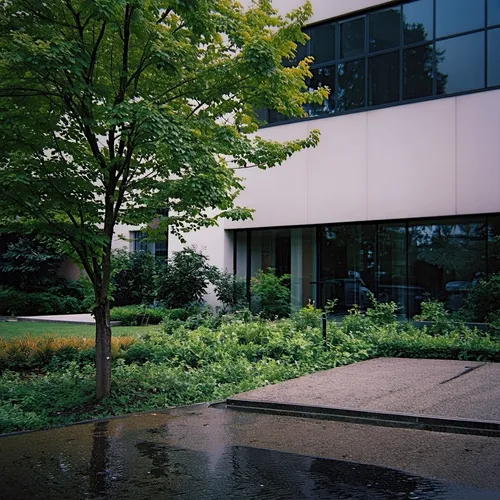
0, 0, 325, 398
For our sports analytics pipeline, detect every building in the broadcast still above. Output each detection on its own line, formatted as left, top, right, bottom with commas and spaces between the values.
124, 0, 500, 318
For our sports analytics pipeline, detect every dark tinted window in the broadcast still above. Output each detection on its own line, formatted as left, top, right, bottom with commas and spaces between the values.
436, 0, 485, 38
369, 8, 401, 52
488, 28, 500, 86
308, 66, 336, 116
489, 0, 500, 26
310, 23, 336, 64
437, 32, 485, 94
337, 59, 365, 111
403, 0, 434, 44
404, 44, 434, 99
368, 51, 400, 105
340, 17, 365, 59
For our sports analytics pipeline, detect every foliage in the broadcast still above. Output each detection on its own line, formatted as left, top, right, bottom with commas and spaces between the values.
365, 293, 399, 327
293, 300, 322, 331
459, 274, 500, 324
1, 310, 499, 433
212, 270, 248, 313
0, 0, 323, 398
109, 305, 166, 326
0, 336, 135, 372
0, 235, 85, 315
251, 268, 291, 319
111, 250, 157, 307
415, 299, 465, 336
155, 247, 216, 309
0, 287, 85, 316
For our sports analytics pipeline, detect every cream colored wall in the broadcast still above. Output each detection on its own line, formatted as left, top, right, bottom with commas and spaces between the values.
226, 89, 500, 230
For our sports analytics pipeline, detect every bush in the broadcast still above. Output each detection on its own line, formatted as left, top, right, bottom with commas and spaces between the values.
109, 305, 166, 326
413, 299, 464, 336
213, 270, 248, 313
251, 268, 290, 319
365, 293, 399, 327
155, 247, 215, 308
293, 301, 322, 331
111, 250, 156, 307
0, 287, 85, 316
459, 274, 500, 324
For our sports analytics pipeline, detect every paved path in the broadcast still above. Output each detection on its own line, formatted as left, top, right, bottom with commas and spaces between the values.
17, 314, 121, 326
228, 358, 500, 424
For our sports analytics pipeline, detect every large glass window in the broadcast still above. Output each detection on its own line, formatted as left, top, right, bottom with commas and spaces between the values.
310, 23, 336, 64
408, 219, 487, 314
436, 33, 485, 94
308, 66, 336, 116
235, 231, 247, 278
436, 0, 485, 38
488, 215, 500, 275
368, 51, 400, 105
488, 29, 500, 87
403, 0, 434, 44
264, 0, 499, 126
369, 7, 401, 52
378, 224, 408, 318
337, 59, 365, 111
340, 17, 365, 59
404, 43, 434, 99
319, 225, 376, 312
489, 0, 500, 26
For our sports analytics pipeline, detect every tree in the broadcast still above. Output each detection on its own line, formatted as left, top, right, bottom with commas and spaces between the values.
0, 0, 325, 399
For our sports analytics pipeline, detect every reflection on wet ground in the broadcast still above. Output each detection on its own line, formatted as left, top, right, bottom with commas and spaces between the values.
1, 405, 499, 499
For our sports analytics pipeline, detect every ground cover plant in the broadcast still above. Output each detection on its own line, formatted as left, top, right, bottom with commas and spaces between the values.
1, 299, 498, 434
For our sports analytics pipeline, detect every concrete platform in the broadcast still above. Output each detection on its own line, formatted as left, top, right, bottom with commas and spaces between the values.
16, 314, 121, 326
227, 358, 500, 436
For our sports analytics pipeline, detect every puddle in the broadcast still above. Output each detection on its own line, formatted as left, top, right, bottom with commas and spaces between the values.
1, 431, 497, 499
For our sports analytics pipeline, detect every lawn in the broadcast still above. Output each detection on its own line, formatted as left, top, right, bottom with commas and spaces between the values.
0, 321, 157, 340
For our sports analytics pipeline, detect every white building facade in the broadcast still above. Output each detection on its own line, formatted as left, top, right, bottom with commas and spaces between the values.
126, 0, 500, 317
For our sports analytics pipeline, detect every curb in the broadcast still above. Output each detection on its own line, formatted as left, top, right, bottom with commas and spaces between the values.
226, 398, 500, 438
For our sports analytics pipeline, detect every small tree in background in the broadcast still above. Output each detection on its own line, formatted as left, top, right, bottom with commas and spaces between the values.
213, 270, 248, 313
156, 247, 215, 309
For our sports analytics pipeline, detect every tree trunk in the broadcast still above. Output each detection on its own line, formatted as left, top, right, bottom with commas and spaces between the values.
94, 298, 112, 400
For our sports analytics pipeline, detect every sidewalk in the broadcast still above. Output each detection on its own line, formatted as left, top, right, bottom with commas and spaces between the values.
16, 314, 121, 326
227, 358, 500, 436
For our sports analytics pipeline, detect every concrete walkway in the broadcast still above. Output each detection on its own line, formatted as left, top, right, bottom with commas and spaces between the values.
227, 358, 500, 436
17, 314, 121, 326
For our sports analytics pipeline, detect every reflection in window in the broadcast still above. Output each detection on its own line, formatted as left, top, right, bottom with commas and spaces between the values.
378, 224, 408, 318
403, 0, 434, 45
488, 29, 500, 87
337, 59, 365, 111
437, 33, 485, 94
320, 225, 376, 312
436, 0, 485, 38
130, 231, 149, 253
488, 0, 500, 26
308, 66, 335, 116
340, 17, 365, 59
404, 44, 434, 100
408, 220, 487, 314
488, 216, 500, 275
310, 23, 336, 64
235, 231, 247, 278
369, 8, 401, 52
368, 51, 400, 105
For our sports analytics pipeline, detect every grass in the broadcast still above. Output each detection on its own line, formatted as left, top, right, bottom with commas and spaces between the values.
0, 321, 157, 340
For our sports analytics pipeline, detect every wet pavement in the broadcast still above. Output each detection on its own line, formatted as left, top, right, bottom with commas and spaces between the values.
1, 404, 499, 499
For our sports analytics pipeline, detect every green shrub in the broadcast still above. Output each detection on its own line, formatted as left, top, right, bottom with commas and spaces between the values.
293, 301, 322, 331
111, 250, 157, 307
110, 305, 166, 326
415, 300, 464, 336
212, 270, 248, 313
459, 274, 500, 323
155, 247, 216, 308
365, 293, 399, 327
0, 287, 85, 316
251, 268, 290, 319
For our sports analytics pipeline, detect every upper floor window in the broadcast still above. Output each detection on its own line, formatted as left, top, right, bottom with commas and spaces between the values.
261, 0, 500, 126
130, 231, 167, 259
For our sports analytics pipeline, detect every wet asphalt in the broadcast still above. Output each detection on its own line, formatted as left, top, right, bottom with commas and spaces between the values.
1, 403, 499, 499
